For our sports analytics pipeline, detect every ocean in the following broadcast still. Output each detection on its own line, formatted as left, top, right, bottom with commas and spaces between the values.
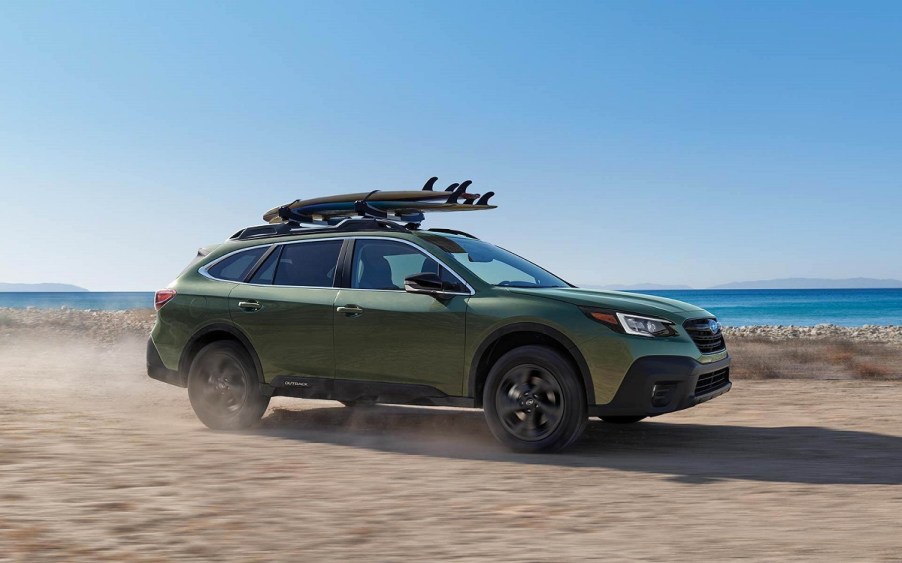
635, 288, 902, 327
0, 292, 155, 311
1, 289, 900, 327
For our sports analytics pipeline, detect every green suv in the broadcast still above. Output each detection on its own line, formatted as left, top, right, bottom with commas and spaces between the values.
148, 218, 731, 452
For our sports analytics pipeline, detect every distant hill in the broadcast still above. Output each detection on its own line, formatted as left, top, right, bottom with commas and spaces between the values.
0, 283, 89, 292
585, 283, 694, 291
710, 278, 902, 290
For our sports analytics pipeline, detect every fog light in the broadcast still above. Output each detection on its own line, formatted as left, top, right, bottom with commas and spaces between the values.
651, 383, 676, 407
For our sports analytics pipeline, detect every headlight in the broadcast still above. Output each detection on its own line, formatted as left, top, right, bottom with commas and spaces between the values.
616, 313, 677, 337
582, 308, 678, 338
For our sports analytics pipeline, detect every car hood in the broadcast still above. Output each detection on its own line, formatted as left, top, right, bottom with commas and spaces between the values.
505, 287, 709, 322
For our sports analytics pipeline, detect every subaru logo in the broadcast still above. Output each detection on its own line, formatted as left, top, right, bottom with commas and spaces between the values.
707, 319, 721, 333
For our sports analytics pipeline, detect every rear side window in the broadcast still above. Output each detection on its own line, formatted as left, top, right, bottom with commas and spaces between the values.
273, 240, 343, 287
206, 247, 268, 282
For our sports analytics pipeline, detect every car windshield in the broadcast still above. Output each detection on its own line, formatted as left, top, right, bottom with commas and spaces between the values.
427, 235, 570, 288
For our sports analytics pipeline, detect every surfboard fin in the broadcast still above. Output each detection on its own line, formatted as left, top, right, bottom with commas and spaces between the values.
444, 182, 459, 192
476, 191, 495, 206
422, 177, 438, 191
445, 183, 468, 204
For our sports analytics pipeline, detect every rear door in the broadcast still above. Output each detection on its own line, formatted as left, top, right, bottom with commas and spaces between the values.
333, 238, 469, 395
228, 238, 345, 382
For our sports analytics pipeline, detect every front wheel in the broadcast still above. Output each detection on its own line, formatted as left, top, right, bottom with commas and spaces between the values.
483, 345, 587, 453
187, 341, 270, 430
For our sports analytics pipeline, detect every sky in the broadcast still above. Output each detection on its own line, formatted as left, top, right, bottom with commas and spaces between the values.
1, 0, 901, 291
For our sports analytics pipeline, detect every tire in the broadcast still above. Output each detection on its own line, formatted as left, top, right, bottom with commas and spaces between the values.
599, 415, 646, 424
187, 341, 270, 430
483, 345, 587, 453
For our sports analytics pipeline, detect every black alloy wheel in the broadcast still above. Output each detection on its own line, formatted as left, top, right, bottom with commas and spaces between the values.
495, 364, 564, 441
483, 345, 587, 453
188, 341, 270, 430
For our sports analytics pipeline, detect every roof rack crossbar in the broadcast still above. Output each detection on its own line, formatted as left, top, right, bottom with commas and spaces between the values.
278, 206, 315, 224
354, 199, 388, 219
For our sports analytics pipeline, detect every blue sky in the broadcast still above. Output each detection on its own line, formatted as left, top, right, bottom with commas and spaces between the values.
1, 1, 900, 291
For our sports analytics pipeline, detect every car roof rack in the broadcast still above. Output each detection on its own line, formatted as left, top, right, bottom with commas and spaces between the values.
231, 178, 494, 242
265, 177, 496, 225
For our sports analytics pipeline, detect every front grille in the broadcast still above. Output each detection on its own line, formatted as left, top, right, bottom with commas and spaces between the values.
695, 367, 729, 396
683, 318, 726, 354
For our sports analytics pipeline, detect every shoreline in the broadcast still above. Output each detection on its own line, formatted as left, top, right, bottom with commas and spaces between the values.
723, 324, 902, 343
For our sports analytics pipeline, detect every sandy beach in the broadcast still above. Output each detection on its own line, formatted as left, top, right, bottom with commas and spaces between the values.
1, 309, 900, 560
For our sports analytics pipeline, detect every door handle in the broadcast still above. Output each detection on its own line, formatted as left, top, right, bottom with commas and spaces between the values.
336, 305, 364, 316
238, 300, 262, 311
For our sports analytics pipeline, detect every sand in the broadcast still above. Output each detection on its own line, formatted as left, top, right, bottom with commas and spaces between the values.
1, 329, 901, 561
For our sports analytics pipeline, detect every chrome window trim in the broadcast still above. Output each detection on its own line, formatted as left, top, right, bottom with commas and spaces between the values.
198, 235, 475, 296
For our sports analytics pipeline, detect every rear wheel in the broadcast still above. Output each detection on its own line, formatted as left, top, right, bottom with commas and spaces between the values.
599, 415, 646, 424
483, 345, 587, 453
187, 341, 270, 430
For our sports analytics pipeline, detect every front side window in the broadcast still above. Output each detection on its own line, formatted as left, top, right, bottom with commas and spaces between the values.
273, 240, 343, 287
206, 246, 269, 282
351, 239, 462, 291
426, 236, 569, 288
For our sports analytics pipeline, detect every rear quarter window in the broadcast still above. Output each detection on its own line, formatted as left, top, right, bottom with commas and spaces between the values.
206, 246, 268, 282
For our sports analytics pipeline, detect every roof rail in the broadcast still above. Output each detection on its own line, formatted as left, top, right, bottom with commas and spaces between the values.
229, 217, 412, 241
425, 228, 479, 239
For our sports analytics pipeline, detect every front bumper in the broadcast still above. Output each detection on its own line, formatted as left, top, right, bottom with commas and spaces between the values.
147, 338, 187, 388
588, 354, 731, 418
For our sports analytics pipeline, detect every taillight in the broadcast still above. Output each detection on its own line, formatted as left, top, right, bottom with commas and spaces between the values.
154, 289, 177, 311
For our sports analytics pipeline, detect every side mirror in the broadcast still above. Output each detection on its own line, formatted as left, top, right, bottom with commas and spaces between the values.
404, 272, 447, 295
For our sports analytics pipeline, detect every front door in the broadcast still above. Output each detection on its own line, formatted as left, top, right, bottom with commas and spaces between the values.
333, 238, 468, 396
228, 239, 344, 382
